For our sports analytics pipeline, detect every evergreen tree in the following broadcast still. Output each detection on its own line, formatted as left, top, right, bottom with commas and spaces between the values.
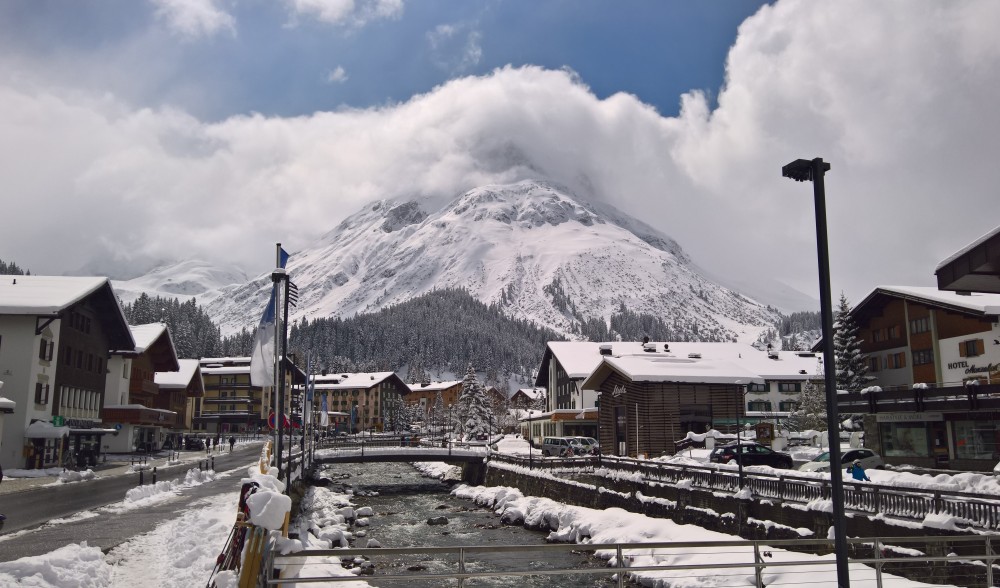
833, 293, 868, 392
431, 391, 444, 434
0, 259, 28, 275
458, 363, 491, 440
788, 373, 828, 432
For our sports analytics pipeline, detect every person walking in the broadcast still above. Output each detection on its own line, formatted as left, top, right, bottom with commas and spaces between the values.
228, 436, 235, 452
848, 459, 871, 482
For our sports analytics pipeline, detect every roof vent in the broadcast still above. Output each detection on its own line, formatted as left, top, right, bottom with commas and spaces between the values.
768, 351, 779, 360
799, 369, 807, 374
796, 352, 816, 358
688, 353, 702, 359
599, 344, 613, 356
663, 344, 670, 352
342, 374, 349, 378
642, 342, 657, 353
370, 375, 374, 380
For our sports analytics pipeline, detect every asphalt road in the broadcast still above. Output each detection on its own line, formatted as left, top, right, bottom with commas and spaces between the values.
0, 445, 262, 562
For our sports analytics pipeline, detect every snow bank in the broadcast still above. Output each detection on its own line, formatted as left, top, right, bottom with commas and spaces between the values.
0, 542, 113, 587
59, 469, 96, 483
246, 491, 291, 531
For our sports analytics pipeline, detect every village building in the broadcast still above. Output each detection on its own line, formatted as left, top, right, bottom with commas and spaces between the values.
0, 276, 134, 470
314, 372, 409, 433
510, 387, 545, 409
153, 358, 204, 448
195, 357, 304, 435
102, 323, 180, 455
835, 285, 1000, 471
403, 380, 462, 419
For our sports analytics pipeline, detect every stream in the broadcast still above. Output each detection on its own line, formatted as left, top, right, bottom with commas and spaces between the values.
314, 461, 615, 587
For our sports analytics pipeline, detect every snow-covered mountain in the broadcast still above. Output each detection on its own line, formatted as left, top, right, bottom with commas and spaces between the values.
190, 180, 781, 341
113, 259, 248, 306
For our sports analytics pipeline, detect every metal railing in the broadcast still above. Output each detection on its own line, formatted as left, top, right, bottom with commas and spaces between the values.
262, 534, 1000, 587
490, 453, 1000, 532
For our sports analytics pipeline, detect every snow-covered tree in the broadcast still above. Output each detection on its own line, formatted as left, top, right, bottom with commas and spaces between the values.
458, 363, 491, 440
431, 391, 444, 434
788, 367, 827, 432
833, 293, 869, 392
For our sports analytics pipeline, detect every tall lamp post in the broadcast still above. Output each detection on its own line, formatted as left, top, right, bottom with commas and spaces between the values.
782, 157, 850, 587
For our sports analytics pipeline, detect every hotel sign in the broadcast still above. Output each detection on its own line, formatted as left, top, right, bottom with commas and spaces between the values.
875, 412, 943, 423
611, 384, 627, 398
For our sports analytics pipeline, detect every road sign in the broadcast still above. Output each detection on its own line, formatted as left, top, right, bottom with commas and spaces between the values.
52, 416, 65, 427
115, 423, 123, 430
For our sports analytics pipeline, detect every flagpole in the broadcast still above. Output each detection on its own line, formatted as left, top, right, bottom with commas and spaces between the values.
273, 243, 284, 479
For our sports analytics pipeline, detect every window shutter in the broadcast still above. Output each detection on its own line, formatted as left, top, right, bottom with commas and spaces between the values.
900, 353, 906, 368
976, 339, 985, 356
959, 342, 967, 358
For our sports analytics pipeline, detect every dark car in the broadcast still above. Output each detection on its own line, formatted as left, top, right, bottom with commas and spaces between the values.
709, 441, 793, 469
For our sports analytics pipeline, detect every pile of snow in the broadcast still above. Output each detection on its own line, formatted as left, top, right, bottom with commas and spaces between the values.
0, 542, 113, 587
4, 467, 64, 478
413, 461, 462, 481
453, 484, 951, 586
58, 469, 96, 483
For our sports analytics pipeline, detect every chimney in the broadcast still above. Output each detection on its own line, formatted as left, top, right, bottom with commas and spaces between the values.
599, 344, 613, 356
642, 342, 657, 353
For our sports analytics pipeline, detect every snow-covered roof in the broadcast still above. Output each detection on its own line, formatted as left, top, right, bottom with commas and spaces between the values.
936, 224, 1000, 270
587, 354, 765, 387
25, 420, 70, 438
546, 341, 822, 384
127, 323, 168, 353
155, 359, 202, 389
0, 275, 109, 314
105, 404, 177, 415
200, 357, 250, 364
0, 395, 15, 411
863, 286, 1000, 315
406, 380, 462, 393
313, 372, 396, 390
514, 388, 545, 399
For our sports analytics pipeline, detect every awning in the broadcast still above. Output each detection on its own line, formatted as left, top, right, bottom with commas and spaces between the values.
25, 420, 70, 439
70, 428, 119, 435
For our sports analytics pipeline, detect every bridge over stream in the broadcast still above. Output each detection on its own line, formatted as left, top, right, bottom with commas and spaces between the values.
311, 437, 489, 482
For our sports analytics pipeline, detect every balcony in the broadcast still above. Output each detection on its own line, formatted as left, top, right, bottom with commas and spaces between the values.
204, 397, 253, 404
837, 382, 1000, 414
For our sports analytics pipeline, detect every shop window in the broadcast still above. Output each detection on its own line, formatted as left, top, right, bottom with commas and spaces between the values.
910, 317, 930, 334
879, 422, 930, 457
912, 349, 933, 366
959, 339, 984, 358
953, 420, 1000, 460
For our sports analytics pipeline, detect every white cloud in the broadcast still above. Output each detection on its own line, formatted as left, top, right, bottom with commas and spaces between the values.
427, 23, 482, 73
150, 0, 235, 39
1, 1, 998, 303
287, 0, 403, 27
326, 66, 349, 83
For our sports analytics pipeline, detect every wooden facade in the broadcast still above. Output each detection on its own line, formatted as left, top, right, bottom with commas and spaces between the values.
594, 371, 743, 458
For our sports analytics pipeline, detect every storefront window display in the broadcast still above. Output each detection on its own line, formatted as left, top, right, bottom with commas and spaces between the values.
953, 420, 1000, 460
879, 422, 930, 458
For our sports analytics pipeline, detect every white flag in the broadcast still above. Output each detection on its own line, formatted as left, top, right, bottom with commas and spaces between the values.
250, 248, 288, 387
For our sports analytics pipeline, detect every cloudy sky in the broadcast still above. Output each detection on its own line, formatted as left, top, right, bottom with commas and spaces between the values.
1, 0, 997, 305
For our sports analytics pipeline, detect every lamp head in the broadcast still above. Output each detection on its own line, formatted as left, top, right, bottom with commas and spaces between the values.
782, 158, 830, 182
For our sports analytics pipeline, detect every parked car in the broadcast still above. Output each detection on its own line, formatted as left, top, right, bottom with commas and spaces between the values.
709, 441, 794, 469
541, 436, 584, 457
799, 448, 884, 473
572, 436, 601, 455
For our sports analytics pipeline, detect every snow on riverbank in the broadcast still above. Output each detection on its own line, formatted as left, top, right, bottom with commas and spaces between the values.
452, 484, 959, 587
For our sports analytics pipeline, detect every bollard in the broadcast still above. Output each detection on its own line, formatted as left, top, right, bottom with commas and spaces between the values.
152, 467, 157, 484
199, 460, 203, 472
139, 469, 144, 485
211, 456, 215, 471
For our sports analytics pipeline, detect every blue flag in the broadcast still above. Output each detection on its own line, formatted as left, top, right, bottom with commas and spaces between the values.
250, 247, 289, 387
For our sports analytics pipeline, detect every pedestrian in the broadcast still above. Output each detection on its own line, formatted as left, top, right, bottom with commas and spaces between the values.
228, 436, 235, 452
848, 459, 871, 482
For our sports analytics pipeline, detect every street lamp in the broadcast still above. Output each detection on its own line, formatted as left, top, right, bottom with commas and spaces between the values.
783, 157, 850, 588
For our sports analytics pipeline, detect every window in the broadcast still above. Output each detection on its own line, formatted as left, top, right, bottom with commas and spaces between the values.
748, 401, 772, 412
87, 353, 94, 371
778, 400, 798, 412
888, 325, 902, 339
887, 352, 906, 369
747, 383, 768, 393
76, 350, 83, 369
912, 349, 933, 366
778, 382, 802, 393
35, 382, 49, 404
39, 339, 54, 361
960, 339, 984, 358
910, 317, 930, 334
871, 329, 884, 343
869, 357, 880, 372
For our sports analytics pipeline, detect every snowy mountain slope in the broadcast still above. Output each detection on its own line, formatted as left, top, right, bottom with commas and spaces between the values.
113, 259, 248, 306
199, 180, 781, 341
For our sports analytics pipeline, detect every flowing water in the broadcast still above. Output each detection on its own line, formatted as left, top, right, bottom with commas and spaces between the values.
314, 461, 615, 587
